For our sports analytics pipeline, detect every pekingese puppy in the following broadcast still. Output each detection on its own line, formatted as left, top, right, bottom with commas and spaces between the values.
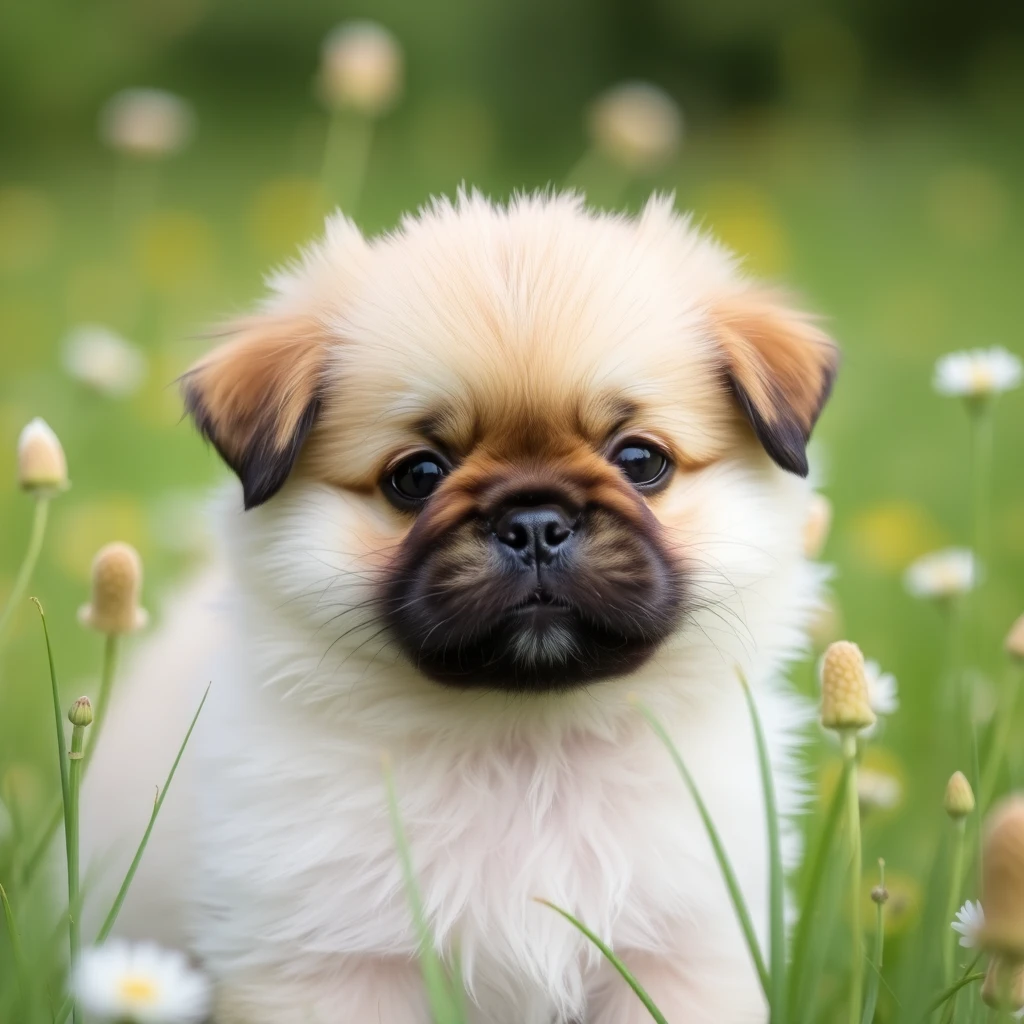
82, 191, 837, 1024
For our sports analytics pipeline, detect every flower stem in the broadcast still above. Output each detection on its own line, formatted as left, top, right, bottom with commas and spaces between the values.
843, 732, 864, 1024
0, 498, 50, 648
943, 820, 966, 985
67, 721, 86, 1024
319, 110, 375, 217
861, 860, 886, 1024
980, 664, 1022, 811
19, 633, 122, 888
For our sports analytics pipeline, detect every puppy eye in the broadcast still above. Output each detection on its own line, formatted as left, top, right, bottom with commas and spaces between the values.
612, 440, 671, 488
384, 452, 448, 509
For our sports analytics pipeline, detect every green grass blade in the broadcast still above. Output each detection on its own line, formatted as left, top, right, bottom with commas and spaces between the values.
923, 971, 985, 1020
537, 900, 670, 1024
0, 498, 49, 647
382, 753, 466, 1024
95, 683, 210, 943
0, 882, 29, 1003
739, 671, 787, 1023
788, 757, 852, 1016
632, 697, 771, 1000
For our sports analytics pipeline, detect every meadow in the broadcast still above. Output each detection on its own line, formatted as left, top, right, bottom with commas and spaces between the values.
1, 9, 1023, 1022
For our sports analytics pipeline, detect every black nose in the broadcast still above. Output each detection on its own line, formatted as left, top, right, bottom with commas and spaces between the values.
494, 505, 575, 562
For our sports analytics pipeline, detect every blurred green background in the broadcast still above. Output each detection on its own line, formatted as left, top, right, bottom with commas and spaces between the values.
1, 0, 1022, 1017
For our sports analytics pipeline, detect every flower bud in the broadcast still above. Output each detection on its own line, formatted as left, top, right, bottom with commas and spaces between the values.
802, 493, 832, 559
1006, 614, 1024, 661
320, 21, 403, 115
981, 957, 1024, 1011
820, 641, 876, 732
78, 542, 148, 635
944, 771, 976, 820
68, 696, 93, 728
17, 418, 68, 494
587, 82, 683, 174
871, 885, 889, 905
979, 796, 1024, 957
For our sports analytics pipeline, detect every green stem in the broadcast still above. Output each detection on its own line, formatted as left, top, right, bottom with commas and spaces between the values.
844, 733, 864, 1024
0, 882, 29, 1005
943, 821, 967, 986
788, 758, 853, 1014
0, 498, 50, 647
20, 633, 122, 888
319, 110, 375, 217
980, 665, 1022, 811
967, 400, 993, 598
67, 722, 85, 1024
861, 861, 886, 1024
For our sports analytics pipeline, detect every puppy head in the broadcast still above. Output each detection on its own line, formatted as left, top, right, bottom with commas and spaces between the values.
183, 193, 837, 694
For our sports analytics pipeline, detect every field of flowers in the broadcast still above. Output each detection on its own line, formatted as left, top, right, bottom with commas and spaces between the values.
1, 9, 1023, 1023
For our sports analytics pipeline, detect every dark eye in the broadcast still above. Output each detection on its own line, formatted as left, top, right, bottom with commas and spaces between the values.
383, 452, 448, 509
612, 440, 671, 488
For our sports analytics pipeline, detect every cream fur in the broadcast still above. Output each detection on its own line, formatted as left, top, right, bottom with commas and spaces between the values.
81, 192, 827, 1024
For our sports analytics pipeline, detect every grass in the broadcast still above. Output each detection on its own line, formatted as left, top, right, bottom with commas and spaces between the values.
0, 33, 1023, 1022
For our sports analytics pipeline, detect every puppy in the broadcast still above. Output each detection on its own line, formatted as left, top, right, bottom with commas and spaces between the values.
82, 191, 836, 1024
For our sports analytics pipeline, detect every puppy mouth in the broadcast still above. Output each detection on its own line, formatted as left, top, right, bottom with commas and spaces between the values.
507, 588, 574, 614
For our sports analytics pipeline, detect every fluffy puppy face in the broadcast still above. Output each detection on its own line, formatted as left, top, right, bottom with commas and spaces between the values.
183, 194, 837, 694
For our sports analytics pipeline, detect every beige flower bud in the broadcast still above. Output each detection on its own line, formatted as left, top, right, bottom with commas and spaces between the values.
68, 696, 94, 728
17, 418, 68, 494
587, 82, 683, 174
979, 796, 1024, 957
99, 89, 194, 158
820, 641, 876, 732
945, 771, 976, 820
871, 885, 889, 905
1006, 614, 1024, 661
802, 493, 832, 559
78, 542, 148, 635
981, 956, 1024, 1010
320, 21, 403, 115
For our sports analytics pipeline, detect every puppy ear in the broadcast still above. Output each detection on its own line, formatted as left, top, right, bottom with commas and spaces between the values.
181, 316, 327, 509
711, 290, 839, 477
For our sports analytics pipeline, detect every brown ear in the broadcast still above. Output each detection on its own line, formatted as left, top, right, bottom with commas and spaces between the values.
181, 316, 327, 509
711, 290, 839, 477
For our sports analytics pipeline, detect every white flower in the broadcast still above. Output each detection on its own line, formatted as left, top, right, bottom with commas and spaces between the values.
62, 325, 147, 398
73, 941, 210, 1023
904, 548, 977, 600
864, 659, 898, 717
934, 347, 1022, 399
99, 89, 194, 158
320, 21, 403, 115
857, 767, 903, 811
587, 82, 683, 173
17, 417, 68, 493
951, 900, 986, 948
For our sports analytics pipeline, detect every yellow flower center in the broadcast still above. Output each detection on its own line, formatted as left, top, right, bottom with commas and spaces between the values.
968, 363, 993, 394
117, 974, 160, 1005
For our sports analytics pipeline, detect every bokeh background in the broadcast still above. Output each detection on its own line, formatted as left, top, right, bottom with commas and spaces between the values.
2, 0, 1023, 1018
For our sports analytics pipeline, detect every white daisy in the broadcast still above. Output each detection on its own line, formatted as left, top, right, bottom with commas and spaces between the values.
99, 89, 194, 158
62, 324, 147, 398
587, 81, 683, 173
934, 347, 1022, 399
951, 899, 985, 948
73, 941, 210, 1023
320, 21, 404, 115
904, 548, 977, 600
861, 658, 898, 737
